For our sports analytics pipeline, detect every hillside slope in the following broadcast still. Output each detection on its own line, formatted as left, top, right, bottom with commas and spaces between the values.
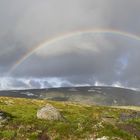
0, 97, 140, 140
0, 86, 140, 106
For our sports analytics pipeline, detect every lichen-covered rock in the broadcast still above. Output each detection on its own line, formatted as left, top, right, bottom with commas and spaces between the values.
0, 111, 12, 127
37, 104, 63, 121
0, 112, 4, 121
120, 112, 140, 121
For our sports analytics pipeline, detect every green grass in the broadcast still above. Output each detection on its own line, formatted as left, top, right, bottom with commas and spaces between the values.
0, 130, 16, 139
0, 97, 140, 140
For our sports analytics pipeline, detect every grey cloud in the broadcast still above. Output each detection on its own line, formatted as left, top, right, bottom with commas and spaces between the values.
0, 0, 140, 90
0, 0, 111, 73
108, 0, 140, 34
29, 80, 41, 89
10, 34, 140, 89
43, 81, 53, 88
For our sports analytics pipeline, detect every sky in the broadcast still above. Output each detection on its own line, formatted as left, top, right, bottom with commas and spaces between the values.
0, 0, 140, 90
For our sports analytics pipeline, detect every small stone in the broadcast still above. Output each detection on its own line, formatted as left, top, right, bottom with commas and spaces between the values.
96, 136, 109, 140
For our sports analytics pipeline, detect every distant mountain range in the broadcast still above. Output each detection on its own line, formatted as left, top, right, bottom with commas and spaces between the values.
0, 86, 140, 106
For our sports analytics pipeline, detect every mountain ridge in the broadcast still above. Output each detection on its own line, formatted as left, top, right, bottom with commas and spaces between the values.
0, 86, 140, 106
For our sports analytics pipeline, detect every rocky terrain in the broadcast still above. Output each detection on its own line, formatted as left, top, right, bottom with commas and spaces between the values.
0, 97, 140, 140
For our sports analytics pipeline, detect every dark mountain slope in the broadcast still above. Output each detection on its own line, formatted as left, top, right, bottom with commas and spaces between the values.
0, 86, 140, 106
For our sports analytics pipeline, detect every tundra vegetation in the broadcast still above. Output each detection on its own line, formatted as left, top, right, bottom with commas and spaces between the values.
0, 97, 140, 140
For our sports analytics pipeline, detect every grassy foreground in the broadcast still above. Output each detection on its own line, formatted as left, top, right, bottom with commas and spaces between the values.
0, 97, 140, 140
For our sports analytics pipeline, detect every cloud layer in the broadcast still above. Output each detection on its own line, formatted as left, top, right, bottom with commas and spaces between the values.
0, 0, 140, 90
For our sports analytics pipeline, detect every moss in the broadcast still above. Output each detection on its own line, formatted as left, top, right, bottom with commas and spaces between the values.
0, 130, 16, 139
0, 97, 139, 140
98, 124, 134, 140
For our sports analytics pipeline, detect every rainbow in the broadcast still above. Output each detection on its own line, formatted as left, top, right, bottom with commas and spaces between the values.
8, 28, 140, 75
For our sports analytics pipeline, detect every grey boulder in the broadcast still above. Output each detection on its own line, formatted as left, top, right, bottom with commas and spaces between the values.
37, 104, 63, 121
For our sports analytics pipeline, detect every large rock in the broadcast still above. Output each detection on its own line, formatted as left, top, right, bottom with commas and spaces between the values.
37, 104, 63, 121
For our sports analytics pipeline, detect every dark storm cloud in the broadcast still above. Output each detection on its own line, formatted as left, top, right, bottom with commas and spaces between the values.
0, 0, 110, 73
10, 35, 140, 89
0, 0, 140, 89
